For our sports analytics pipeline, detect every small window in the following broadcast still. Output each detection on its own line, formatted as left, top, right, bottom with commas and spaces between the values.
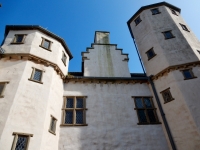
49, 115, 57, 135
197, 50, 200, 54
133, 97, 160, 125
146, 48, 156, 60
62, 96, 87, 126
180, 23, 190, 32
162, 31, 175, 39
171, 9, 178, 16
181, 69, 196, 80
151, 8, 160, 15
62, 51, 67, 66
0, 82, 8, 98
28, 68, 43, 84
40, 38, 52, 51
160, 88, 174, 103
134, 16, 142, 25
11, 132, 33, 150
12, 34, 26, 44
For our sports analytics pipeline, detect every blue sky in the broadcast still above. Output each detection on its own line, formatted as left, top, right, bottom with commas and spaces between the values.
0, 0, 200, 73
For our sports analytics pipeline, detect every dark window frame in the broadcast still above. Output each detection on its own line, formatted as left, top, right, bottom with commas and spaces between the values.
49, 115, 57, 135
11, 132, 33, 150
179, 23, 190, 32
160, 88, 174, 104
132, 96, 160, 125
61, 96, 88, 126
11, 34, 27, 44
151, 8, 161, 15
162, 30, 175, 39
146, 48, 157, 60
28, 67, 44, 84
39, 37, 52, 51
134, 16, 142, 26
180, 68, 197, 80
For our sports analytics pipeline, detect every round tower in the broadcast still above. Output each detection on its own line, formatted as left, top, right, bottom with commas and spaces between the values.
128, 2, 200, 150
0, 25, 72, 150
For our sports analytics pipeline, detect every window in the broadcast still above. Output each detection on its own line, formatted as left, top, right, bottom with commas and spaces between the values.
160, 88, 174, 103
62, 96, 87, 126
146, 48, 156, 60
151, 8, 160, 15
12, 34, 26, 44
40, 38, 52, 51
162, 31, 175, 39
197, 50, 200, 54
0, 82, 8, 98
11, 132, 33, 150
49, 115, 57, 135
61, 51, 67, 65
181, 69, 196, 80
133, 97, 160, 125
134, 16, 142, 25
28, 68, 43, 84
180, 23, 190, 32
171, 9, 178, 16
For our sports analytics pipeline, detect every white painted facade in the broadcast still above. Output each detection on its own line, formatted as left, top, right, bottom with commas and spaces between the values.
0, 2, 199, 150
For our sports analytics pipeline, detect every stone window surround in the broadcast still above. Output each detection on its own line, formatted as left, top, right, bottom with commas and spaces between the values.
162, 30, 175, 40
179, 23, 190, 32
49, 115, 57, 135
180, 68, 197, 80
11, 34, 27, 44
132, 96, 161, 125
145, 47, 157, 60
11, 132, 33, 150
151, 8, 161, 15
0, 81, 9, 98
61, 96, 88, 126
28, 67, 45, 84
134, 16, 142, 26
39, 37, 52, 51
160, 87, 174, 104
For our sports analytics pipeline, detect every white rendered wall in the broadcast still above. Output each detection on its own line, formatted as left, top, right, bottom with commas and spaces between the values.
60, 82, 169, 150
83, 45, 130, 77
2, 30, 69, 76
0, 59, 63, 150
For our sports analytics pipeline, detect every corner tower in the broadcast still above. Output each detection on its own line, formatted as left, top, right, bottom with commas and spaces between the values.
128, 2, 200, 150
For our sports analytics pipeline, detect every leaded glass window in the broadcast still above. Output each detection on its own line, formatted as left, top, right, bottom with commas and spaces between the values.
62, 51, 67, 65
160, 88, 174, 103
63, 97, 87, 126
151, 8, 160, 15
40, 38, 52, 50
146, 48, 156, 60
133, 97, 160, 124
29, 68, 43, 83
163, 31, 175, 39
12, 34, 26, 44
181, 69, 196, 80
134, 16, 142, 25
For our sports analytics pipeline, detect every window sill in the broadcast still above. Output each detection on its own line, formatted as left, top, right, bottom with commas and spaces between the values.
48, 130, 56, 135
137, 122, 161, 125
39, 45, 52, 52
10, 42, 24, 44
28, 79, 43, 84
184, 77, 197, 80
164, 98, 175, 104
60, 124, 88, 126
165, 36, 176, 40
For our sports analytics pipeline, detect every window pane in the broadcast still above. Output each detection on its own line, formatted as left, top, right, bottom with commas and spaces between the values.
147, 110, 157, 123
43, 40, 50, 49
165, 32, 173, 38
138, 110, 147, 123
0, 83, 5, 95
66, 98, 73, 108
135, 98, 144, 108
76, 111, 83, 124
152, 9, 159, 14
144, 98, 153, 108
183, 70, 193, 79
15, 136, 27, 150
33, 70, 42, 81
147, 50, 155, 59
65, 111, 73, 124
16, 35, 24, 43
76, 98, 83, 108
163, 91, 172, 102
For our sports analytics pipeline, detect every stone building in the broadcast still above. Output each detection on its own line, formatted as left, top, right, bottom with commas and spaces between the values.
0, 2, 200, 150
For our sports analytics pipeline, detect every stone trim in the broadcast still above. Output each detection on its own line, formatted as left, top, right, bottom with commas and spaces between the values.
152, 61, 200, 80
0, 53, 65, 79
